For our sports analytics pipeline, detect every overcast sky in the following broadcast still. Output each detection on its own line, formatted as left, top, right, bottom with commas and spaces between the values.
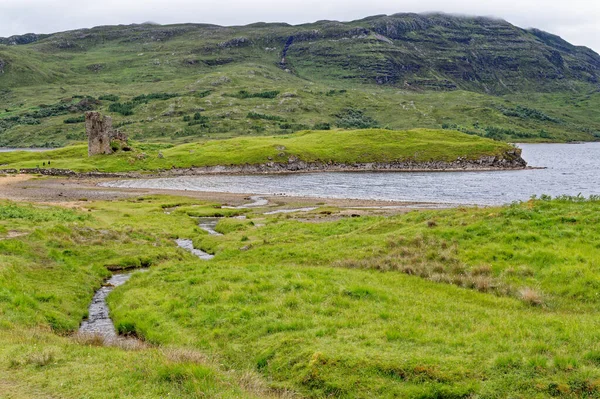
1, 0, 599, 52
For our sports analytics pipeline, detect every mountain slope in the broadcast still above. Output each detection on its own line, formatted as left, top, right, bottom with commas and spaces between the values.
0, 13, 599, 147
1, 13, 598, 93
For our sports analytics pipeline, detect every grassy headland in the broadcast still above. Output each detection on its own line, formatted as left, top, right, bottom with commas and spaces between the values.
0, 128, 523, 173
2, 193, 600, 397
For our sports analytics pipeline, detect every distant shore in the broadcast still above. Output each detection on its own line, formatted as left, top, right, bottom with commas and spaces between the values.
0, 156, 529, 179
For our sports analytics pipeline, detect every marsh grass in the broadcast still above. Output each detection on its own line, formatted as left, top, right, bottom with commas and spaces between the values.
2, 196, 600, 397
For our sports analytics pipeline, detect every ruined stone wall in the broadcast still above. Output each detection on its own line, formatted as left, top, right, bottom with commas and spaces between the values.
86, 111, 114, 156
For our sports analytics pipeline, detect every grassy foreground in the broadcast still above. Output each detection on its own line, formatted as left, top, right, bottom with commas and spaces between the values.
0, 128, 518, 173
2, 193, 600, 397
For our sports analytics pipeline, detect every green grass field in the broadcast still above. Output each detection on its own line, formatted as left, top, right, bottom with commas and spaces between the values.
0, 128, 520, 173
2, 194, 600, 398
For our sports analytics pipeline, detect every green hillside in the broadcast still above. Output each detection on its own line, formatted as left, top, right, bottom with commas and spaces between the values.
0, 13, 599, 147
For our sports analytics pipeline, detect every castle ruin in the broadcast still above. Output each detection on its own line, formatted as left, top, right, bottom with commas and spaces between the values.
85, 111, 127, 156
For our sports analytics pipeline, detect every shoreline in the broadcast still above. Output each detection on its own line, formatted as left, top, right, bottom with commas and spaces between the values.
0, 174, 458, 211
0, 156, 530, 178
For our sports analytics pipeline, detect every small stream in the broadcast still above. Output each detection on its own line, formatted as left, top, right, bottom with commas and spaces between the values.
223, 196, 268, 209
79, 219, 219, 339
79, 273, 133, 340
198, 217, 222, 236
175, 239, 215, 260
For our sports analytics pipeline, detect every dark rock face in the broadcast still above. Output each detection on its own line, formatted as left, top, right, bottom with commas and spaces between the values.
0, 59, 5, 74
282, 14, 600, 93
0, 33, 45, 45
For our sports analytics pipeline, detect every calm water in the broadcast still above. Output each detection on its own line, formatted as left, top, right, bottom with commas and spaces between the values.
102, 143, 600, 205
0, 148, 53, 152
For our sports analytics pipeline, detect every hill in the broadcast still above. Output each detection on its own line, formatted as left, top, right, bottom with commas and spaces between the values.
0, 13, 599, 147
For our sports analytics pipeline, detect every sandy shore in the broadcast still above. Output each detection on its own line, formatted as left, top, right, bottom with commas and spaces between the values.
0, 175, 455, 213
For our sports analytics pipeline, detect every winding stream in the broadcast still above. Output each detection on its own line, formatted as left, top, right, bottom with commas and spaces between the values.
79, 273, 133, 340
223, 196, 269, 208
175, 238, 215, 260
198, 218, 222, 236
80, 232, 217, 339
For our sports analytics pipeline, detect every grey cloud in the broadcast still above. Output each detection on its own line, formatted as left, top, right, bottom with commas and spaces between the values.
0, 0, 598, 52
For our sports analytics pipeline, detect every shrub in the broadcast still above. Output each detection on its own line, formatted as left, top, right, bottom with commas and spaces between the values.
110, 140, 121, 152
325, 89, 347, 96
519, 287, 544, 306
66, 132, 85, 140
279, 123, 309, 132
188, 117, 209, 127
500, 105, 561, 123
109, 102, 136, 116
484, 126, 535, 140
313, 122, 331, 130
132, 93, 179, 103
334, 108, 379, 129
230, 90, 280, 99
63, 115, 85, 124
98, 94, 120, 102
247, 112, 285, 121
195, 90, 212, 98
19, 117, 41, 125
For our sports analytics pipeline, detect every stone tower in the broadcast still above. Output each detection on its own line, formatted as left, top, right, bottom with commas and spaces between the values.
86, 111, 115, 156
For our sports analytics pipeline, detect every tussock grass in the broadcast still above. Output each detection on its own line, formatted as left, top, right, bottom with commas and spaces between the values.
2, 196, 600, 397
519, 287, 545, 307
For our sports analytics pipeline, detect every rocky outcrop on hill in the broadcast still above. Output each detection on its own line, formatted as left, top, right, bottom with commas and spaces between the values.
0, 33, 46, 45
